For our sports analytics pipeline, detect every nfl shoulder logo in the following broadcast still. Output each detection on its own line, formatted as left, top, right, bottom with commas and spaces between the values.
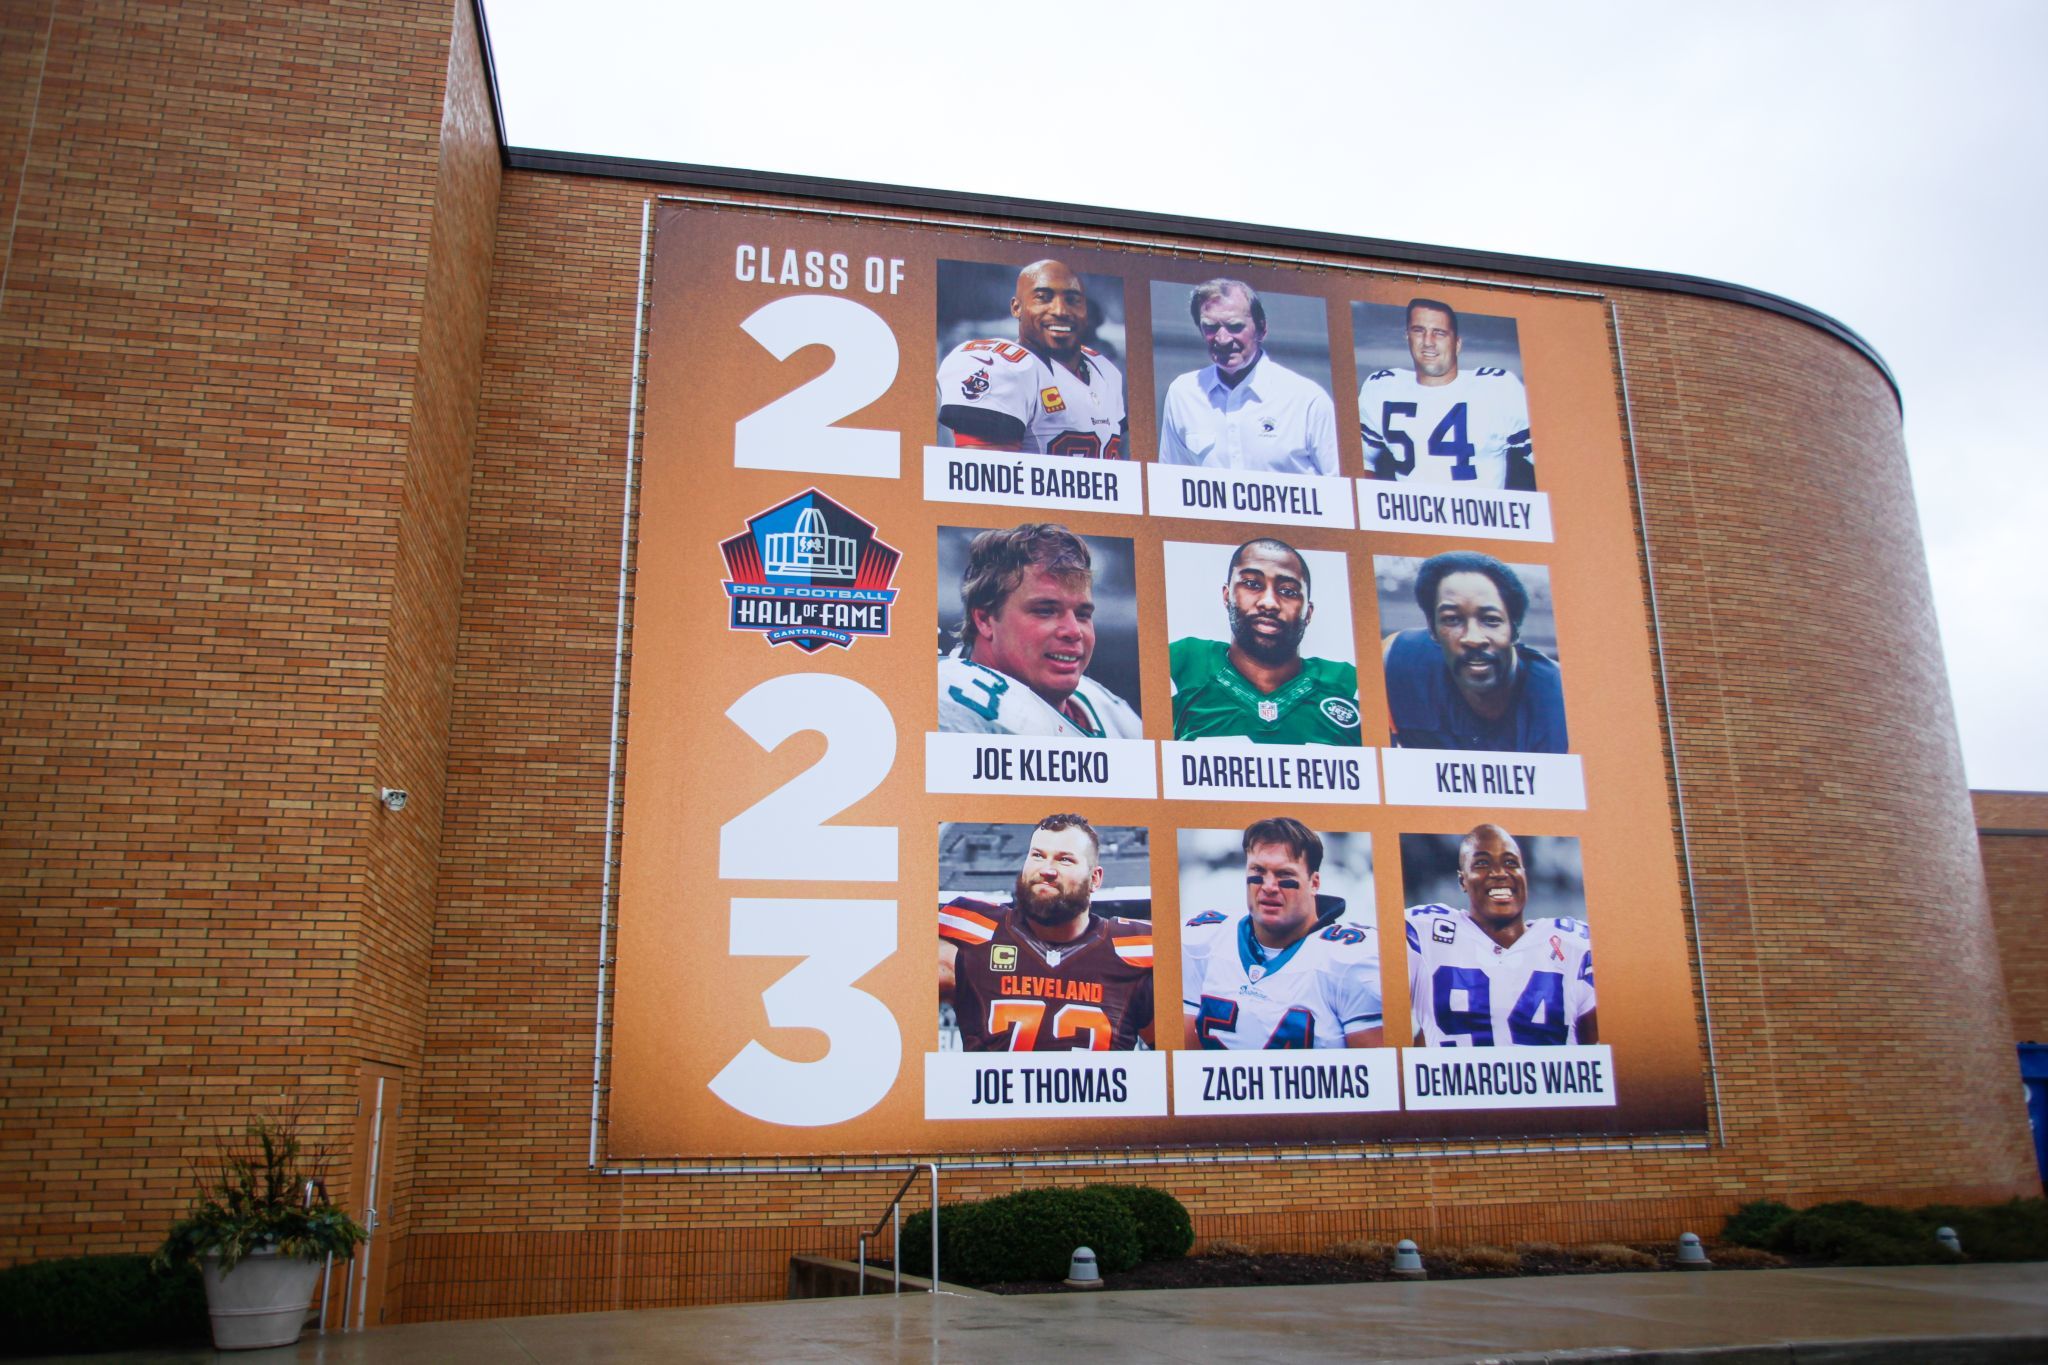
1257, 699, 1280, 723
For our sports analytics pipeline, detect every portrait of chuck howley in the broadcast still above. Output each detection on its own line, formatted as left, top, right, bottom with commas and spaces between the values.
935, 523, 1144, 741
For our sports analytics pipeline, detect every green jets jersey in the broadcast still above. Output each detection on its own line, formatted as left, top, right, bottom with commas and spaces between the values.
1168, 637, 1363, 746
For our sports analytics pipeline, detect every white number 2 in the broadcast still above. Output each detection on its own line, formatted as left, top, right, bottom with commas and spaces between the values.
734, 295, 900, 479
717, 674, 897, 882
708, 899, 900, 1126
713, 675, 900, 1125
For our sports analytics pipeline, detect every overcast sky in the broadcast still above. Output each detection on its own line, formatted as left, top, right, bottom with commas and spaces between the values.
483, 0, 2048, 792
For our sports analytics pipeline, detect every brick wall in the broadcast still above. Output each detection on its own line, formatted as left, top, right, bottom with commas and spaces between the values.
1978, 791, 2048, 1043
0, 0, 487, 1266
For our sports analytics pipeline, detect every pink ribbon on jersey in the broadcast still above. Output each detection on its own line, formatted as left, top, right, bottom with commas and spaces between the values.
1550, 935, 1564, 962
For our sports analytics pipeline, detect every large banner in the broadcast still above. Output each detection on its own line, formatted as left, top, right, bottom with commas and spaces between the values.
609, 202, 1708, 1157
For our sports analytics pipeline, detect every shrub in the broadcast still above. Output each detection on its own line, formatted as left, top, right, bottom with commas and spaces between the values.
1095, 1185, 1194, 1263
0, 1254, 209, 1357
1914, 1199, 2048, 1262
1720, 1199, 1795, 1248
1769, 1202, 1956, 1266
1706, 1244, 1786, 1269
1445, 1245, 1521, 1274
896, 1204, 956, 1280
1570, 1242, 1658, 1270
155, 1111, 366, 1273
1198, 1238, 1256, 1258
1326, 1239, 1391, 1266
944, 1188, 1141, 1284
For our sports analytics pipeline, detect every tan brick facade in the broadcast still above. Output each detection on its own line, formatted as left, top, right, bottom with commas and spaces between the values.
1979, 791, 2048, 1044
2, 0, 2037, 1327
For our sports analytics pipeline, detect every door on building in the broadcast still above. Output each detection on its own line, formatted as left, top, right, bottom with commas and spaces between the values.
340, 1067, 403, 1330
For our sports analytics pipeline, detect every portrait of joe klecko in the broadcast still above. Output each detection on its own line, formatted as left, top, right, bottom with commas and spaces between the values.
1151, 278, 1340, 475
935, 258, 1129, 459
1403, 825, 1594, 1046
937, 523, 1144, 740
1376, 551, 1567, 753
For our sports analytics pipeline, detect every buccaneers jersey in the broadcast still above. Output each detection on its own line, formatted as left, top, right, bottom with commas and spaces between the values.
1406, 905, 1595, 1046
940, 896, 1154, 1051
1358, 366, 1533, 489
1183, 909, 1382, 1050
937, 338, 1127, 458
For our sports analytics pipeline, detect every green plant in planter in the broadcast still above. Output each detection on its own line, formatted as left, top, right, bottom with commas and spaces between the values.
153, 1112, 367, 1273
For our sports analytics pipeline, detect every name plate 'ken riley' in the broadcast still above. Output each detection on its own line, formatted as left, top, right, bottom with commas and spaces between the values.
924, 447, 1144, 516
1381, 748, 1585, 810
925, 1051, 1169, 1119
1147, 464, 1355, 530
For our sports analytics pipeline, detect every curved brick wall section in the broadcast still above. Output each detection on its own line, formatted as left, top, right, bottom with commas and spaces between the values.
392, 175, 2035, 1321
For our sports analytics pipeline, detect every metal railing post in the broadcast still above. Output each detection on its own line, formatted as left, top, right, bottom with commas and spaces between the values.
929, 1163, 939, 1293
891, 1204, 901, 1294
856, 1232, 867, 1296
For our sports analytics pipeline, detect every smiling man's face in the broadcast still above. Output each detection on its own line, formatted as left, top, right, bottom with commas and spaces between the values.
1459, 824, 1528, 933
1013, 261, 1089, 363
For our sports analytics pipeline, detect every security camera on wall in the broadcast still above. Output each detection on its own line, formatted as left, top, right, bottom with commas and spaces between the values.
379, 787, 408, 813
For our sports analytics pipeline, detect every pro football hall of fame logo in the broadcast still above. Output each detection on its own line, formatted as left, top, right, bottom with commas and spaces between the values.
720, 489, 902, 652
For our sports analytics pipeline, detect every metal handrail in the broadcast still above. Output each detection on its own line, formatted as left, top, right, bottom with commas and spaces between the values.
855, 1162, 938, 1295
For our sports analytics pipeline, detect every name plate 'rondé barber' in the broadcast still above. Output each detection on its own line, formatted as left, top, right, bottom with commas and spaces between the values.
1146, 464, 1356, 530
923, 447, 1145, 516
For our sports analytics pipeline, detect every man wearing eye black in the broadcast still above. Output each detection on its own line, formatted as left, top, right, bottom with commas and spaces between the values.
1157, 279, 1340, 475
1169, 537, 1363, 745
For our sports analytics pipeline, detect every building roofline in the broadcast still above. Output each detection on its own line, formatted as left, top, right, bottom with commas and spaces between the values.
462, 2, 1894, 409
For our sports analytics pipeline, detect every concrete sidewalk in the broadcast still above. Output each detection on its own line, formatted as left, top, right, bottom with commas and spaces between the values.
32, 1262, 2048, 1363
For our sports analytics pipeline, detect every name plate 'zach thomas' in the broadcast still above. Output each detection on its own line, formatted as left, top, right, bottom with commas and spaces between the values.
1161, 739, 1379, 804
926, 732, 1158, 799
924, 447, 1144, 516
1356, 484, 1553, 543
1380, 748, 1584, 811
925, 1050, 1169, 1120
1402, 1044, 1616, 1111
1172, 1049, 1400, 1116
1146, 464, 1355, 530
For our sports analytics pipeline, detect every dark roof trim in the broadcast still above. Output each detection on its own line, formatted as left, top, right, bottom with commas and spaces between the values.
1980, 827, 2048, 838
502, 146, 1898, 408
467, 0, 509, 158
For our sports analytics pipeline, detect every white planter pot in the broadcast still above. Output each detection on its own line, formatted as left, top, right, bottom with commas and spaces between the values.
201, 1248, 323, 1350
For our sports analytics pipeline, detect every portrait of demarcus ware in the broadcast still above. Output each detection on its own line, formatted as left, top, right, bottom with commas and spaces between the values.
937, 523, 1143, 740
937, 815, 1154, 1051
1353, 297, 1535, 490
1181, 818, 1382, 1050
1404, 824, 1595, 1047
935, 257, 1129, 459
1165, 536, 1362, 746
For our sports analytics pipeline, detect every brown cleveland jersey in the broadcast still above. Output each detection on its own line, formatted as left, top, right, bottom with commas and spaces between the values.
940, 896, 1155, 1051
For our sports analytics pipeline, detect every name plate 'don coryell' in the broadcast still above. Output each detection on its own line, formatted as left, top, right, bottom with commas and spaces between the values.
1160, 740, 1379, 804
1402, 1044, 1616, 1111
925, 732, 1158, 799
925, 1051, 1169, 1119
923, 447, 1144, 516
1380, 748, 1585, 810
1356, 484, 1553, 543
1172, 1049, 1401, 1116
1146, 464, 1356, 530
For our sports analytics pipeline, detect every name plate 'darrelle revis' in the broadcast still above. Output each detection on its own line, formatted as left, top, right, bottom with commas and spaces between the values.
1160, 739, 1379, 804
925, 1051, 1169, 1119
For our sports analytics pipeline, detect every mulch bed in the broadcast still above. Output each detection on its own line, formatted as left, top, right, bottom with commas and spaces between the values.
971, 1244, 1789, 1294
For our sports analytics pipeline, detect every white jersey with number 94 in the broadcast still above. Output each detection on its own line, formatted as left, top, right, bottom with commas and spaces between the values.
1406, 905, 1593, 1046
